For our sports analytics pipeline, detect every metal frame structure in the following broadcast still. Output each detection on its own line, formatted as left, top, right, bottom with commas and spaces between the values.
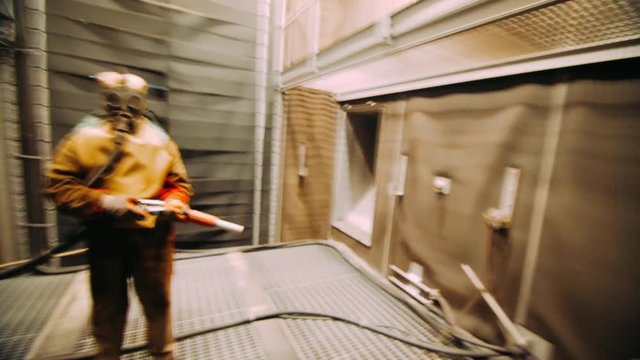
280, 0, 640, 101
281, 0, 558, 91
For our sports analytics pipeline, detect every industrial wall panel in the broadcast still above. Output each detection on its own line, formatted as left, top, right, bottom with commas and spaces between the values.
47, 0, 169, 38
190, 191, 254, 207
184, 162, 254, 180
174, 135, 254, 153
170, 92, 255, 111
190, 178, 254, 193
318, 0, 413, 51
46, 15, 168, 56
170, 42, 255, 70
169, 28, 256, 56
530, 75, 640, 360
167, 13, 257, 41
49, 0, 258, 37
167, 120, 255, 140
170, 61, 257, 85
48, 35, 168, 72
180, 151, 254, 165
190, 203, 254, 217
168, 75, 255, 98
169, 0, 258, 27
170, 107, 256, 126
45, 0, 265, 248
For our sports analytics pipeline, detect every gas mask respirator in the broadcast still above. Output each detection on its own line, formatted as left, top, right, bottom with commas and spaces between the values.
95, 72, 149, 134
103, 87, 147, 134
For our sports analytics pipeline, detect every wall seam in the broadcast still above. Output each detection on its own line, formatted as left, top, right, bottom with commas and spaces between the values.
514, 82, 568, 323
381, 100, 406, 273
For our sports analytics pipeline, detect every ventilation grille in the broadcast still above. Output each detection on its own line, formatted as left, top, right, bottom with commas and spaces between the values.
496, 0, 640, 51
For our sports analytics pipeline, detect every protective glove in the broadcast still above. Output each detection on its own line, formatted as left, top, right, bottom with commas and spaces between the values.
99, 194, 147, 220
164, 198, 189, 221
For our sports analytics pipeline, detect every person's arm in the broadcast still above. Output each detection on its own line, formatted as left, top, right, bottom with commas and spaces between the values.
45, 134, 105, 217
158, 140, 194, 216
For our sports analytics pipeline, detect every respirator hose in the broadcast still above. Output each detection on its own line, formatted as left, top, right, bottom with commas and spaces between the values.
0, 125, 128, 281
0, 226, 88, 280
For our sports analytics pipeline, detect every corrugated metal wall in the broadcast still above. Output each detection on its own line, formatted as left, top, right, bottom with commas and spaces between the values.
0, 7, 23, 262
280, 87, 336, 242
0, 0, 53, 262
45, 0, 271, 248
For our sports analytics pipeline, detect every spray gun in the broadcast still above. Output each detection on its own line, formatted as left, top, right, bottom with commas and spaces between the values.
135, 199, 245, 233
0, 199, 244, 280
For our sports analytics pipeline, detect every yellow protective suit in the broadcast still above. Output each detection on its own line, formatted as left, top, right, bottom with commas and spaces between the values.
46, 114, 193, 359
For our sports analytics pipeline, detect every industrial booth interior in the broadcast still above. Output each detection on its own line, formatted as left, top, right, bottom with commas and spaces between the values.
0, 0, 639, 359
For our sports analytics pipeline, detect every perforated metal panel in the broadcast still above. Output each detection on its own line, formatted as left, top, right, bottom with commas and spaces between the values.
495, 0, 640, 50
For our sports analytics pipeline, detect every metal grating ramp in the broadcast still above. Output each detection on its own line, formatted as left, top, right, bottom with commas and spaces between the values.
5, 242, 471, 359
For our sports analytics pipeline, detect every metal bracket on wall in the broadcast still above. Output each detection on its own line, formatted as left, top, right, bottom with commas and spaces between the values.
482, 167, 521, 230
389, 263, 437, 302
376, 15, 393, 45
297, 143, 308, 177
388, 263, 457, 326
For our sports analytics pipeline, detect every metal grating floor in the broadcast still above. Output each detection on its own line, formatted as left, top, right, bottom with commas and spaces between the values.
74, 255, 269, 360
1, 242, 464, 359
0, 273, 75, 360
246, 245, 449, 359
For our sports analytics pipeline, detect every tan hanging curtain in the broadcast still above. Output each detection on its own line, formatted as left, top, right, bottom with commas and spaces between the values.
280, 87, 337, 242
389, 81, 559, 343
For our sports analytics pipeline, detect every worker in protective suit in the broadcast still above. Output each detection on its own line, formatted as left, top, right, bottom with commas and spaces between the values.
45, 72, 193, 359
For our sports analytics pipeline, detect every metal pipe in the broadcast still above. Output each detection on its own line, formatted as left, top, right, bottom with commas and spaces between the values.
252, 0, 271, 245
0, 1, 19, 263
13, 0, 48, 256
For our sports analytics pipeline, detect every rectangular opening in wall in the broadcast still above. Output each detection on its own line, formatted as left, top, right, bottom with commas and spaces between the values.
332, 111, 380, 246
